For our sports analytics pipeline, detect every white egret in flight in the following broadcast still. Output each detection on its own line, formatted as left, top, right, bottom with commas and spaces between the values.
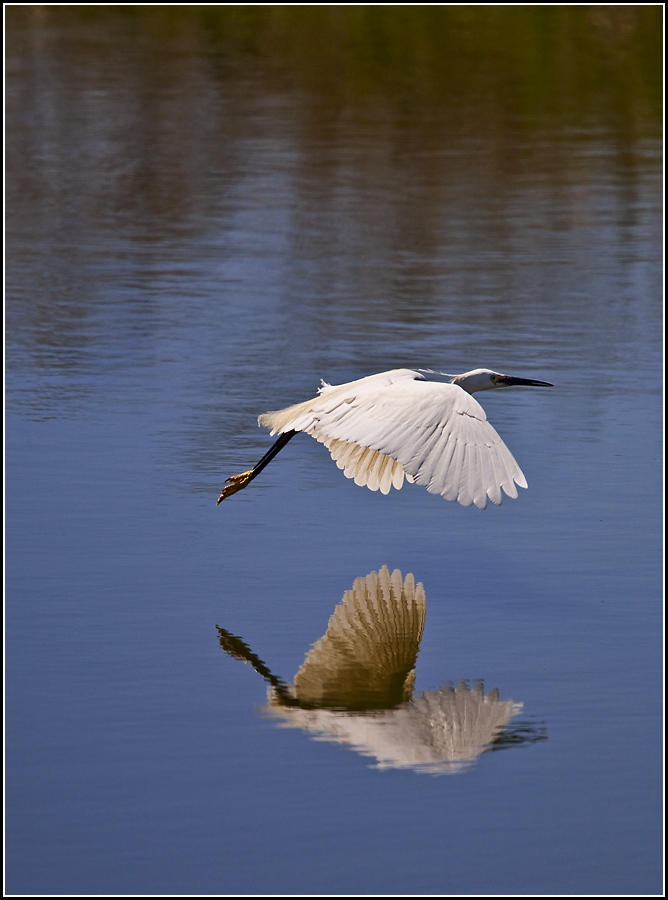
217, 368, 553, 508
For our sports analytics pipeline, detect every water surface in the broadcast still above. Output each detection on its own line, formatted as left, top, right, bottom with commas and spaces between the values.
6, 7, 662, 895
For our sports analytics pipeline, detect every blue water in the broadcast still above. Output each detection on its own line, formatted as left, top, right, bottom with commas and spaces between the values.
6, 8, 663, 895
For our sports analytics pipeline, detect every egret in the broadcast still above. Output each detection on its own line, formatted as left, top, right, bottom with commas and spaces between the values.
217, 367, 553, 508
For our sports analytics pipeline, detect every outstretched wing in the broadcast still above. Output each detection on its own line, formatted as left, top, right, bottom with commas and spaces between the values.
258, 369, 527, 508
293, 566, 425, 709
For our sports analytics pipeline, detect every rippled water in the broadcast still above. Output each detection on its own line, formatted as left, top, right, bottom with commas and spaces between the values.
6, 8, 662, 895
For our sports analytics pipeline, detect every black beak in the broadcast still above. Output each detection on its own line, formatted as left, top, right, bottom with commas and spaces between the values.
499, 376, 554, 387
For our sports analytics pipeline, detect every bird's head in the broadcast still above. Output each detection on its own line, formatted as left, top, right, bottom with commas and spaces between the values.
451, 368, 554, 395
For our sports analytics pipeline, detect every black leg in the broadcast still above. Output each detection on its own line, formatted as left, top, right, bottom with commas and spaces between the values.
216, 626, 297, 706
217, 430, 297, 504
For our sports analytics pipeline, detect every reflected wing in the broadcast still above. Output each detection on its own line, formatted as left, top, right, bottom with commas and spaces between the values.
293, 566, 426, 709
259, 369, 526, 508
265, 681, 524, 775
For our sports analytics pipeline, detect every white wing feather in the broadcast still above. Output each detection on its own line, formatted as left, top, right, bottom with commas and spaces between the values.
258, 369, 527, 508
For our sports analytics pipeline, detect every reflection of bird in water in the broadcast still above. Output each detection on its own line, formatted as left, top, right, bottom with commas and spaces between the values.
218, 567, 423, 711
218, 367, 552, 507
217, 567, 544, 774
290, 566, 425, 710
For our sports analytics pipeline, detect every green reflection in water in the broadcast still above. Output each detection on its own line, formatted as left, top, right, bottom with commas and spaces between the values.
6, 5, 662, 130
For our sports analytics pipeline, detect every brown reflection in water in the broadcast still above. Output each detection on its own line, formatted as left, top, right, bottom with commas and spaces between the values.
5, 6, 661, 403
217, 567, 545, 774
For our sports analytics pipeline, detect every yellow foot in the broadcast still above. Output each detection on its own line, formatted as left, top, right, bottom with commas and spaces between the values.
216, 470, 254, 504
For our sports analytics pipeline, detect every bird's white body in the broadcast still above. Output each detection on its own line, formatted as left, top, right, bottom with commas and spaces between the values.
258, 368, 530, 508
217, 366, 552, 507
